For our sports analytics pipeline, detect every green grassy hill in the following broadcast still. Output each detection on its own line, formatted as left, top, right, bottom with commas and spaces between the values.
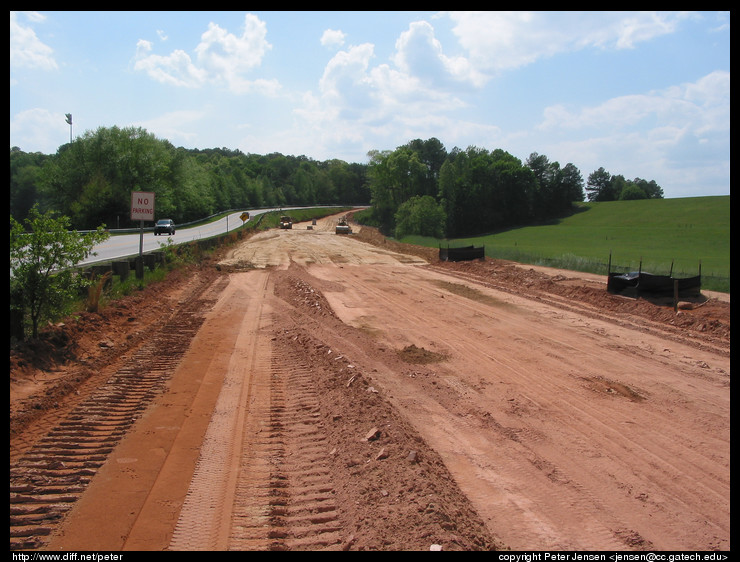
401, 195, 730, 292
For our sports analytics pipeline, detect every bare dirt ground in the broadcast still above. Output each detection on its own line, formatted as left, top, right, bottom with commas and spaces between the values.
10, 213, 730, 552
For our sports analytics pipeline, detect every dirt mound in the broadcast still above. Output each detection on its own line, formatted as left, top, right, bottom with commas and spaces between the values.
397, 344, 448, 364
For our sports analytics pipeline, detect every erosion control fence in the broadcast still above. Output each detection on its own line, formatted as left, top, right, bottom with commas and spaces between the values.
439, 244, 485, 262
606, 254, 702, 298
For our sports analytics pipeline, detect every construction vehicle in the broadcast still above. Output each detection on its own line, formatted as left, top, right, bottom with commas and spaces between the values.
280, 215, 293, 229
335, 216, 352, 234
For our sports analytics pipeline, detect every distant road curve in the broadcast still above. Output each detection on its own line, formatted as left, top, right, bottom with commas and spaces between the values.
78, 207, 318, 266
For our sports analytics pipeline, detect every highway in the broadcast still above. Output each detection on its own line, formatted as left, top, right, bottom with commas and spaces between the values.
79, 208, 284, 266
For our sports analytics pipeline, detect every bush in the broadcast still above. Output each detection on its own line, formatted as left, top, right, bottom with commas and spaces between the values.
394, 195, 446, 239
10, 205, 109, 339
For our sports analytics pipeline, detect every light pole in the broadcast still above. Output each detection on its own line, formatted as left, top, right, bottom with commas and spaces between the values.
65, 113, 72, 143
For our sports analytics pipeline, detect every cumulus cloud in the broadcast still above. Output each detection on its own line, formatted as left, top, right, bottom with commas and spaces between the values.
446, 11, 691, 74
314, 18, 480, 127
134, 39, 207, 88
290, 18, 488, 160
321, 29, 346, 49
134, 13, 278, 94
392, 20, 486, 88
10, 11, 58, 72
319, 43, 375, 109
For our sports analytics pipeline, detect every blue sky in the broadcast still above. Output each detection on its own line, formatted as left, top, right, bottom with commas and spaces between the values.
10, 11, 730, 199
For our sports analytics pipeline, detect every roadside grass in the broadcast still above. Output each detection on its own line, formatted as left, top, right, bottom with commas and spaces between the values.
400, 196, 730, 293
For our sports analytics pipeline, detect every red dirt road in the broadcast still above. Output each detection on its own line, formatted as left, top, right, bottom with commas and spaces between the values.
10, 214, 730, 551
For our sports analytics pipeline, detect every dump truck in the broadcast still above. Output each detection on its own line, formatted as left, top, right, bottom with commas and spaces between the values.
335, 216, 352, 234
280, 215, 293, 229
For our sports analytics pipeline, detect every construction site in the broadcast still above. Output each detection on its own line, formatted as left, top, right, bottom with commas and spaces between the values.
10, 212, 730, 552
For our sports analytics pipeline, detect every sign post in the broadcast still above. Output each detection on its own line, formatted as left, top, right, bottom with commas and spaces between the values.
131, 191, 155, 279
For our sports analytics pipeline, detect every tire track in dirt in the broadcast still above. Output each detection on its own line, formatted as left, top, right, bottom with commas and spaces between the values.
9, 275, 228, 551
168, 272, 272, 550
243, 358, 343, 550
169, 273, 344, 551
33, 260, 497, 552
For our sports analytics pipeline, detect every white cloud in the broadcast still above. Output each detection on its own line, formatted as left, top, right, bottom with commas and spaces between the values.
134, 13, 277, 94
610, 12, 681, 49
315, 19, 478, 129
392, 20, 486, 88
10, 108, 70, 153
134, 40, 207, 88
446, 11, 690, 74
321, 29, 346, 49
537, 70, 729, 134
318, 43, 376, 113
526, 70, 729, 196
283, 18, 492, 161
286, 17, 504, 160
195, 15, 270, 76
9, 11, 58, 71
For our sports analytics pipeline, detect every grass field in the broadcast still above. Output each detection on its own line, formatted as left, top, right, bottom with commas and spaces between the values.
400, 196, 730, 293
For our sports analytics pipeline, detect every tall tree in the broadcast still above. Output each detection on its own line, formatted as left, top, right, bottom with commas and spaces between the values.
366, 147, 426, 232
404, 138, 447, 197
10, 147, 47, 222
561, 163, 586, 205
586, 167, 615, 201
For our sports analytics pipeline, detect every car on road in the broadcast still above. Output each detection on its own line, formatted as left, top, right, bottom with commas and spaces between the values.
154, 219, 176, 236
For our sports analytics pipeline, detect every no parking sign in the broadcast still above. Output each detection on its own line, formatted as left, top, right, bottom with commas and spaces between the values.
131, 191, 155, 221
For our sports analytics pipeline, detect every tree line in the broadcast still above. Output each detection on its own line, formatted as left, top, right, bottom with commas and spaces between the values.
10, 127, 663, 236
10, 126, 369, 231
365, 139, 663, 238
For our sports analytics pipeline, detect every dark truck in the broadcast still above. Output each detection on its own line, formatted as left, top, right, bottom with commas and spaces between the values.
154, 219, 176, 236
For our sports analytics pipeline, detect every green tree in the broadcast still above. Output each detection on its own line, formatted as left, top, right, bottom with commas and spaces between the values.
10, 206, 109, 339
528, 153, 585, 217
633, 177, 663, 199
619, 183, 648, 200
366, 150, 393, 230
586, 167, 615, 201
438, 150, 463, 236
39, 126, 179, 229
561, 163, 586, 205
394, 195, 446, 239
404, 138, 448, 197
10, 147, 48, 222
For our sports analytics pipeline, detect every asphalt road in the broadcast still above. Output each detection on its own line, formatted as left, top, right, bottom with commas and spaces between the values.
79, 207, 291, 266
